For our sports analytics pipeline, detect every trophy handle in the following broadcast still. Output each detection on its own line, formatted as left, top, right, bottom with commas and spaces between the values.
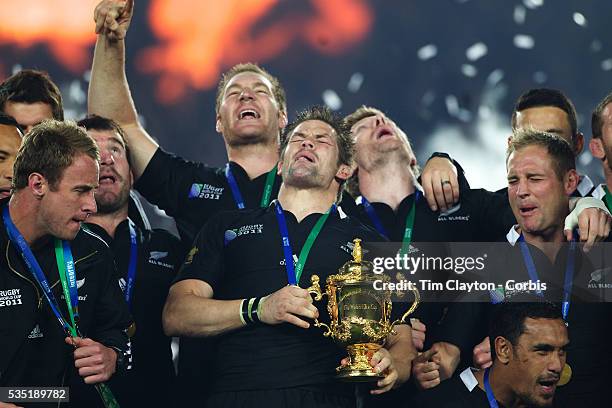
306, 275, 324, 301
390, 285, 420, 328
306, 275, 332, 337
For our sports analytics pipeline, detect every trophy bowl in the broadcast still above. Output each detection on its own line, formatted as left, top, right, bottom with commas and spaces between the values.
307, 238, 419, 382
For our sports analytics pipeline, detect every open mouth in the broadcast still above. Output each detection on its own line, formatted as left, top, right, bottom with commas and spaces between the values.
0, 188, 11, 198
295, 152, 315, 163
99, 174, 117, 184
238, 109, 260, 120
519, 205, 537, 216
374, 126, 395, 140
537, 378, 558, 394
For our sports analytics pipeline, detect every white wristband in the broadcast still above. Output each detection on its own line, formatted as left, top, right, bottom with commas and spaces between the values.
564, 197, 611, 231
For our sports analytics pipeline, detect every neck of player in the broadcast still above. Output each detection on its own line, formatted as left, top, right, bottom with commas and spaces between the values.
8, 194, 50, 247
520, 223, 565, 263
358, 160, 417, 211
475, 367, 528, 408
227, 142, 279, 180
277, 184, 338, 222
88, 205, 129, 238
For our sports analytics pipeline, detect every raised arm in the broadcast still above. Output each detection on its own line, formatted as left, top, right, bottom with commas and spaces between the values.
89, 0, 157, 179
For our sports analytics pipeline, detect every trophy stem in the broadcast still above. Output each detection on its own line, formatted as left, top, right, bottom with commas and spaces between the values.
336, 343, 385, 382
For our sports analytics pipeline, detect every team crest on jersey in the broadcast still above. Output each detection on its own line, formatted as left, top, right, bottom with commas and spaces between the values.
148, 251, 173, 269
188, 183, 224, 200
340, 240, 355, 254
588, 267, 612, 289
437, 204, 470, 222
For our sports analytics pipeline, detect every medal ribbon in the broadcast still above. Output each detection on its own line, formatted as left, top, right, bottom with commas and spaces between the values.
260, 165, 277, 207
483, 367, 500, 408
360, 196, 389, 239
399, 191, 420, 257
3, 206, 75, 335
54, 239, 79, 337
125, 220, 138, 308
3, 206, 121, 408
225, 163, 277, 209
603, 185, 612, 213
518, 234, 575, 320
360, 191, 420, 253
275, 201, 335, 286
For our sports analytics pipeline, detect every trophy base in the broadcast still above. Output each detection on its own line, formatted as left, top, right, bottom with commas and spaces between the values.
336, 343, 385, 382
336, 367, 384, 382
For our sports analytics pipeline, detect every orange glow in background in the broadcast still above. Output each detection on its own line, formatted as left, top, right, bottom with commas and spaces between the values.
0, 0, 373, 104
140, 0, 372, 103
0, 0, 99, 73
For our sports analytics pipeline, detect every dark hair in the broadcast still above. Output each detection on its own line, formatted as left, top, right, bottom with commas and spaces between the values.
511, 88, 577, 139
0, 112, 24, 136
0, 69, 63, 121
77, 114, 131, 167
215, 62, 286, 116
591, 92, 612, 139
280, 105, 353, 168
507, 129, 575, 180
13, 120, 99, 190
489, 297, 563, 361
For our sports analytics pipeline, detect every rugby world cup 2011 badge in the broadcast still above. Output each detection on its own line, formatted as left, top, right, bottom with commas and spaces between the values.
188, 183, 224, 200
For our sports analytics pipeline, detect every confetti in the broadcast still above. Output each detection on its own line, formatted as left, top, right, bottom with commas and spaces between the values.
461, 64, 478, 77
11, 64, 22, 74
486, 69, 505, 87
533, 71, 547, 84
322, 90, 342, 110
347, 72, 364, 93
466, 42, 488, 61
417, 44, 438, 61
445, 95, 459, 116
68, 80, 86, 104
514, 34, 535, 49
421, 90, 436, 107
572, 12, 587, 27
523, 0, 543, 10
514, 5, 526, 24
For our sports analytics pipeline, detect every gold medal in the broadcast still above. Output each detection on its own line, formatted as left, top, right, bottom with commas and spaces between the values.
127, 322, 137, 338
558, 363, 572, 386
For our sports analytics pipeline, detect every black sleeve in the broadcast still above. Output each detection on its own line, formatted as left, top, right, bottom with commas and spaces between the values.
133, 147, 215, 221
462, 188, 515, 241
174, 213, 227, 292
91, 245, 133, 352
425, 153, 516, 241
431, 302, 487, 351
